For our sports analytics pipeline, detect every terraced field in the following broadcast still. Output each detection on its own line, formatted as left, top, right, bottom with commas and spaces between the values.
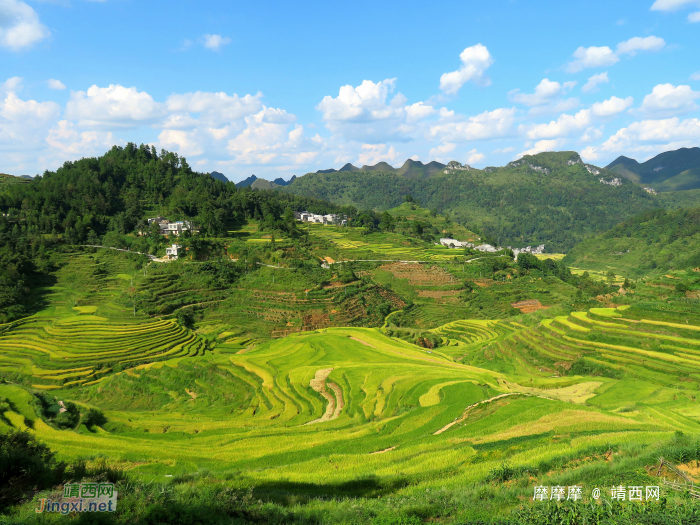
0, 315, 207, 388
3, 306, 700, 491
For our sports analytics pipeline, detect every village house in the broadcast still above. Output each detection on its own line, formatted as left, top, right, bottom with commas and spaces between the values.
295, 211, 347, 226
165, 244, 183, 260
146, 217, 194, 236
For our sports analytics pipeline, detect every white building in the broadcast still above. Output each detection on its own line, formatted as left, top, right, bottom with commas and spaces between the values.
296, 211, 347, 226
440, 238, 474, 249
147, 217, 193, 236
165, 244, 183, 260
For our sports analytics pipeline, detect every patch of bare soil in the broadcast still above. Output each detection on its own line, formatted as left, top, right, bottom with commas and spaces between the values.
370, 447, 396, 455
380, 263, 455, 286
350, 336, 374, 347
306, 368, 344, 424
185, 389, 197, 400
418, 290, 460, 299
511, 299, 549, 314
302, 313, 331, 331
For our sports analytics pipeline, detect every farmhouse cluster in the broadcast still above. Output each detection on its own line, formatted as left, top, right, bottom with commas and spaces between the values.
294, 211, 348, 226
439, 238, 545, 259
147, 216, 195, 236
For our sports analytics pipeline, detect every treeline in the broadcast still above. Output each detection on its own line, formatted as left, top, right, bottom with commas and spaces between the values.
0, 143, 360, 243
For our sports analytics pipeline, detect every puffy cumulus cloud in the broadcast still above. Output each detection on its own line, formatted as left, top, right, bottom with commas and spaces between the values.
158, 129, 204, 157
66, 84, 166, 128
650, 0, 700, 11
509, 78, 576, 107
46, 120, 115, 157
525, 96, 633, 140
226, 106, 301, 164
429, 107, 516, 142
317, 78, 434, 142
0, 92, 60, 150
582, 72, 609, 93
596, 117, 700, 157
466, 149, 485, 164
405, 102, 436, 122
580, 145, 600, 161
439, 44, 493, 95
616, 36, 666, 56
199, 34, 231, 50
428, 142, 456, 158
357, 144, 398, 166
165, 91, 262, 127
637, 83, 700, 117
1, 76, 22, 93
517, 139, 566, 158
318, 79, 399, 122
566, 46, 618, 73
0, 0, 50, 51
47, 79, 66, 90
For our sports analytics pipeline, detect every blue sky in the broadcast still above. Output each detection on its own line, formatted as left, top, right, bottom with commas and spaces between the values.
1, 0, 699, 182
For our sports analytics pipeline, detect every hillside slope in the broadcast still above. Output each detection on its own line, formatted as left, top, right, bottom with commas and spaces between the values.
284, 151, 668, 252
606, 147, 700, 191
563, 206, 700, 276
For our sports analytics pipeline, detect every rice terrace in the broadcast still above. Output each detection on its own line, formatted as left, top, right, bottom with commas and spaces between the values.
3, 146, 700, 525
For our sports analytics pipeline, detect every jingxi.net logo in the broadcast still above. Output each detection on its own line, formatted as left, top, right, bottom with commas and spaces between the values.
35, 482, 117, 515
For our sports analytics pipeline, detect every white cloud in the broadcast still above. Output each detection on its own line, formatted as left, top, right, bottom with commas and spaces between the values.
404, 101, 435, 122
0, 0, 50, 51
158, 129, 203, 157
1, 76, 22, 93
692, 71, 700, 81
590, 96, 634, 117
527, 97, 580, 117
439, 44, 493, 95
47, 79, 66, 90
357, 144, 398, 166
428, 142, 455, 158
492, 146, 515, 154
582, 72, 609, 93
566, 46, 618, 73
580, 146, 600, 161
429, 107, 516, 142
46, 120, 115, 156
0, 92, 60, 151
650, 0, 700, 11
509, 78, 576, 106
600, 117, 700, 155
466, 149, 485, 164
226, 106, 298, 164
637, 83, 700, 117
525, 96, 633, 139
689, 10, 700, 21
616, 36, 666, 56
166, 91, 262, 127
517, 139, 566, 158
66, 84, 166, 128
199, 34, 231, 50
317, 78, 426, 142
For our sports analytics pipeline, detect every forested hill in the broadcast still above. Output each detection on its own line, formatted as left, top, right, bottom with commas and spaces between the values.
563, 207, 700, 277
283, 151, 671, 252
606, 147, 700, 191
0, 143, 354, 241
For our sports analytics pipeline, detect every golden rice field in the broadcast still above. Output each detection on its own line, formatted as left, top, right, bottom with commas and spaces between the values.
2, 303, 700, 488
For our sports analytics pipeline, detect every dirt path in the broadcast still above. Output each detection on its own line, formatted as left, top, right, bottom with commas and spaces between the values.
306, 368, 344, 424
434, 393, 523, 435
351, 337, 374, 347
370, 446, 396, 455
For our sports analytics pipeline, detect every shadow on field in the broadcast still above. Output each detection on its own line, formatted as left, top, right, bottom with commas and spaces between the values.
251, 475, 411, 504
25, 273, 57, 317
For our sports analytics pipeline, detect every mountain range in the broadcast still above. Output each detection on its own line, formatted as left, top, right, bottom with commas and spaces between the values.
316, 159, 466, 179
277, 151, 681, 252
234, 174, 297, 189
606, 147, 700, 191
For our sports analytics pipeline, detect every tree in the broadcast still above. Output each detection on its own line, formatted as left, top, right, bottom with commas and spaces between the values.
404, 195, 414, 203
606, 270, 616, 284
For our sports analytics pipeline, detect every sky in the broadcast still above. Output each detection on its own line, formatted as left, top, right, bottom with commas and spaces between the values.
1, 0, 699, 182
